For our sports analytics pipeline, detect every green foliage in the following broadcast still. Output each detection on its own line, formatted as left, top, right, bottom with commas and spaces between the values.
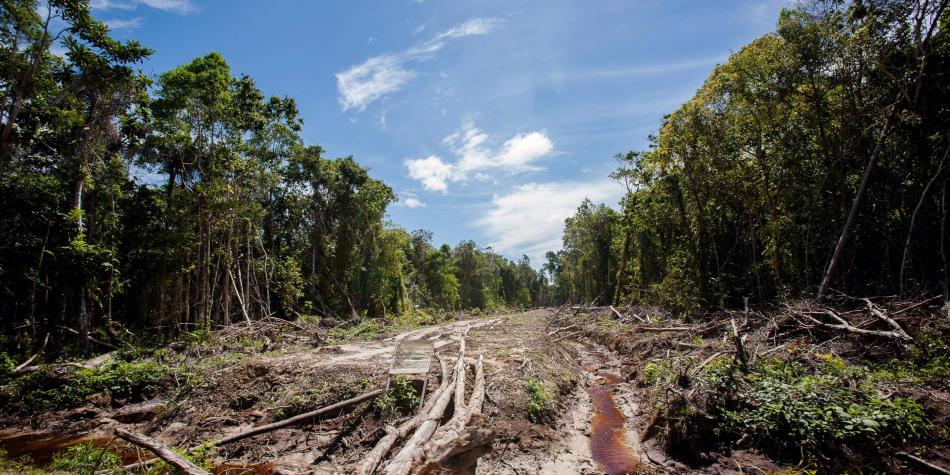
525, 377, 553, 423
374, 376, 419, 419
328, 320, 383, 344
0, 449, 39, 474
48, 443, 121, 474
0, 352, 13, 382
0, 360, 167, 413
708, 356, 932, 462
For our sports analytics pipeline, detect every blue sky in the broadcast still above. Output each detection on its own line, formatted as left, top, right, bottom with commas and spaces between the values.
93, 0, 790, 264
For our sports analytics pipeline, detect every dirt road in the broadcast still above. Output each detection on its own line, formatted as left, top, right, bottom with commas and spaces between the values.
0, 309, 650, 474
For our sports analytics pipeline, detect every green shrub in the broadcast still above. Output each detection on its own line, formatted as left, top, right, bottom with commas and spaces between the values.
62, 360, 168, 404
374, 376, 419, 419
708, 356, 932, 462
0, 360, 168, 414
48, 443, 120, 473
0, 352, 14, 384
525, 377, 553, 423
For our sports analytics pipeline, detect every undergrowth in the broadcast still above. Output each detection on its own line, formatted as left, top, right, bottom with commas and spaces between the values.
525, 377, 553, 423
0, 360, 168, 414
374, 376, 419, 419
651, 349, 941, 471
48, 443, 121, 474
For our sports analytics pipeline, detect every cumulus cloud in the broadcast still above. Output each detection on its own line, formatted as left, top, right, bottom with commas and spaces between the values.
405, 123, 554, 192
398, 197, 427, 208
406, 156, 453, 192
475, 179, 625, 263
336, 18, 501, 111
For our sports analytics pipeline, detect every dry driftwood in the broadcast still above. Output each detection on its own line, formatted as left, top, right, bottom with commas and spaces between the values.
356, 355, 452, 475
799, 309, 912, 341
410, 415, 495, 475
546, 323, 578, 337
212, 387, 384, 447
114, 428, 208, 475
381, 331, 467, 475
864, 299, 913, 341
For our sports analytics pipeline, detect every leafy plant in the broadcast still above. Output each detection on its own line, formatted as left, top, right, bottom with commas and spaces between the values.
48, 443, 121, 474
525, 377, 553, 423
374, 376, 419, 419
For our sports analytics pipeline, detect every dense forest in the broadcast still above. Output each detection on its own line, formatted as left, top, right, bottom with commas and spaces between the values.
550, 0, 949, 313
0, 1, 547, 357
2, 0, 948, 354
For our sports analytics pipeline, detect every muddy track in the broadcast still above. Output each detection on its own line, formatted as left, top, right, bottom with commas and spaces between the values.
480, 331, 649, 475
0, 310, 652, 474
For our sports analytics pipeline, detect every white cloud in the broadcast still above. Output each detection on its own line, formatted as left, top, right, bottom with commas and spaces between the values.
397, 197, 427, 208
336, 55, 415, 111
105, 16, 143, 29
336, 17, 501, 111
406, 156, 453, 192
475, 179, 625, 263
405, 123, 554, 191
497, 132, 553, 170
435, 18, 501, 40
92, 0, 195, 14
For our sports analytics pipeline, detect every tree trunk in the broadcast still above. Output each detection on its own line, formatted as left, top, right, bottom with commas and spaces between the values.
818, 96, 901, 301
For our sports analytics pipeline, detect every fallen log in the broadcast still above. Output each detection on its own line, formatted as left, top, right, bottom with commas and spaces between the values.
412, 355, 488, 474
453, 329, 469, 417
864, 299, 913, 341
114, 428, 208, 475
410, 415, 495, 475
212, 387, 384, 447
381, 334, 466, 475
798, 310, 912, 341
357, 355, 451, 475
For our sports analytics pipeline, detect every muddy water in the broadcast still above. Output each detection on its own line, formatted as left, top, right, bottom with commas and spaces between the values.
588, 372, 640, 474
577, 340, 641, 475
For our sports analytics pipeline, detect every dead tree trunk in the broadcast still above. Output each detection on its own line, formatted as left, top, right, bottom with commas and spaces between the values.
114, 428, 208, 475
381, 333, 467, 475
818, 96, 901, 301
357, 355, 451, 475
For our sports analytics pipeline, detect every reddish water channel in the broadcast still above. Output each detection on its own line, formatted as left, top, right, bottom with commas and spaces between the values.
588, 372, 640, 474
578, 340, 641, 474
